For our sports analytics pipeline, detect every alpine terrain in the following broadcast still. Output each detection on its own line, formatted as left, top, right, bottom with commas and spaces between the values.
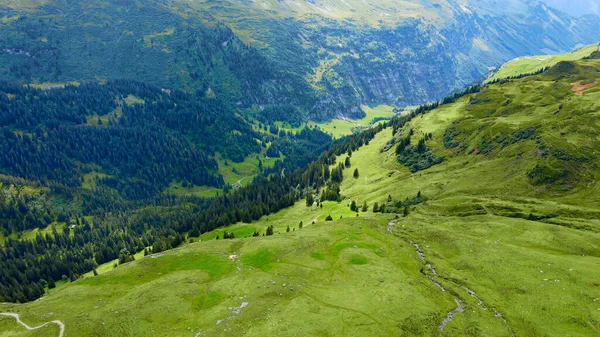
0, 0, 599, 336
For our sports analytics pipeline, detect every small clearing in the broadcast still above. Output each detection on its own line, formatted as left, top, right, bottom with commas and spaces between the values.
0, 312, 65, 337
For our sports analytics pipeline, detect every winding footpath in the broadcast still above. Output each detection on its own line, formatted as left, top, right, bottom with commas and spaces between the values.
0, 312, 65, 337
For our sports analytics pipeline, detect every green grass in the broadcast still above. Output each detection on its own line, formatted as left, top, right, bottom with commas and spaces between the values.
122, 95, 145, 106
81, 172, 110, 189
27, 81, 79, 89
0, 222, 65, 246
216, 152, 282, 186
84, 100, 124, 127
199, 200, 358, 240
81, 250, 147, 279
488, 43, 599, 82
394, 212, 600, 336
309, 104, 396, 139
0, 215, 456, 337
164, 181, 220, 198
163, 149, 284, 197
3, 55, 600, 337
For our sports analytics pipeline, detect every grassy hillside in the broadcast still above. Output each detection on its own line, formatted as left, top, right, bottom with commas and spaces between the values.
0, 213, 460, 337
2, 55, 600, 336
488, 42, 600, 81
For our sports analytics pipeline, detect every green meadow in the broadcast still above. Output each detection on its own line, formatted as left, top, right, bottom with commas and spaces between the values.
309, 105, 396, 139
2, 55, 600, 337
488, 43, 599, 81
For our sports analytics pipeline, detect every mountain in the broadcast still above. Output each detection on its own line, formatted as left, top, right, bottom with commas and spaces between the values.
2, 49, 599, 336
1, 1, 600, 333
0, 0, 599, 120
541, 0, 600, 17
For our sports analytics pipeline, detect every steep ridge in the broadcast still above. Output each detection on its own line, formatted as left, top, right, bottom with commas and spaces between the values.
0, 0, 599, 120
1, 48, 599, 336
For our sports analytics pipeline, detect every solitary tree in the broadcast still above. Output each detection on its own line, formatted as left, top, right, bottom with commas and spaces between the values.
286, 225, 290, 233
353, 168, 359, 178
299, 221, 303, 229
373, 202, 379, 213
325, 215, 333, 221
345, 156, 351, 168
350, 200, 357, 212
361, 201, 368, 212
266, 225, 274, 236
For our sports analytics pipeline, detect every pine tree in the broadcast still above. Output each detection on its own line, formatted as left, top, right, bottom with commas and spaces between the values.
325, 215, 333, 221
299, 221, 303, 229
373, 202, 379, 213
266, 225, 274, 236
286, 225, 290, 233
306, 194, 314, 207
353, 168, 359, 178
361, 201, 368, 212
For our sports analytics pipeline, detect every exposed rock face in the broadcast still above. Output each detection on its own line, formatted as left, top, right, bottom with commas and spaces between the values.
286, 2, 600, 119
0, 0, 598, 121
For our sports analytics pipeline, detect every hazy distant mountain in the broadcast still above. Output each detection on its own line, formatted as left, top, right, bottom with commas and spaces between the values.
541, 0, 600, 17
0, 0, 599, 120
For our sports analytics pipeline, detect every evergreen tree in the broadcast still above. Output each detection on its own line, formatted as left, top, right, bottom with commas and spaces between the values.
306, 194, 314, 207
361, 201, 368, 212
353, 168, 359, 178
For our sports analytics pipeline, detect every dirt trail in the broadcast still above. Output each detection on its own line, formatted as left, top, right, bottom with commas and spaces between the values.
0, 312, 65, 337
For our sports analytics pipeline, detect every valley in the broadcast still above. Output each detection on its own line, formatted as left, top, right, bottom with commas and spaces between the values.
1, 1, 600, 336
1, 46, 600, 336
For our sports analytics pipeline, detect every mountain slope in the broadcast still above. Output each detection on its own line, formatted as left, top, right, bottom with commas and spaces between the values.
1, 48, 599, 336
489, 42, 600, 81
1, 0, 599, 120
